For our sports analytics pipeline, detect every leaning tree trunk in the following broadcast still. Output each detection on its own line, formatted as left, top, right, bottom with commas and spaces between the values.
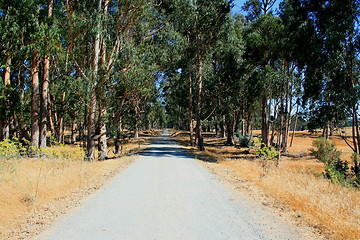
31, 49, 40, 148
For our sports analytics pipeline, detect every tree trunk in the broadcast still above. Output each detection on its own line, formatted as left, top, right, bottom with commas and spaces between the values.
31, 49, 40, 148
86, 0, 102, 161
87, 93, 97, 161
1, 55, 11, 140
97, 0, 109, 160
47, 96, 56, 139
98, 106, 108, 160
261, 91, 268, 145
71, 114, 77, 144
188, 75, 195, 146
57, 92, 65, 144
290, 106, 299, 148
220, 115, 226, 138
226, 117, 235, 146
39, 0, 53, 148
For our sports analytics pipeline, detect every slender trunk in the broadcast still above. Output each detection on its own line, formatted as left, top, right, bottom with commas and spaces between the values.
39, 0, 53, 147
194, 14, 205, 151
352, 107, 358, 153
87, 93, 97, 161
98, 0, 109, 160
57, 92, 65, 144
47, 96, 56, 139
71, 114, 77, 144
290, 106, 299, 148
270, 100, 277, 145
86, 0, 102, 161
114, 119, 122, 155
188, 75, 194, 146
220, 115, 226, 138
355, 105, 360, 152
40, 55, 50, 147
261, 91, 268, 145
31, 49, 40, 148
98, 106, 108, 160
1, 55, 11, 140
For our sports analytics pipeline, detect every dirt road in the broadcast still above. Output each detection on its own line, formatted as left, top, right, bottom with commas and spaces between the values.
35, 130, 306, 240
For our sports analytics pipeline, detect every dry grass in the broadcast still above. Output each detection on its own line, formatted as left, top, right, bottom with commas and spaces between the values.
0, 133, 155, 239
172, 130, 360, 240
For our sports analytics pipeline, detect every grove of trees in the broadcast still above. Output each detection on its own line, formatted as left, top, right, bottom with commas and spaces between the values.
1, 0, 359, 158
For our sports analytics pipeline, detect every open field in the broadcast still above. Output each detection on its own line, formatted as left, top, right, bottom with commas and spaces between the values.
0, 131, 158, 240
172, 130, 360, 240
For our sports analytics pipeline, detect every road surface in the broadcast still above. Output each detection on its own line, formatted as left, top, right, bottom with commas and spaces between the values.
35, 130, 305, 240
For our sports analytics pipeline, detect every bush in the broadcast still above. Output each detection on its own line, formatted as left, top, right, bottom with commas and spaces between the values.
309, 138, 353, 184
252, 137, 278, 162
235, 132, 251, 147
0, 139, 26, 159
309, 138, 341, 166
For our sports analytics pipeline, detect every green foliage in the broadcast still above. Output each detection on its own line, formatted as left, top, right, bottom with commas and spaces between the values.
252, 137, 278, 161
309, 138, 360, 186
309, 138, 341, 166
0, 139, 26, 159
235, 132, 252, 147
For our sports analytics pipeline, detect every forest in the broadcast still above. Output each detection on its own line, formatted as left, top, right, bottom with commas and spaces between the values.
0, 0, 359, 159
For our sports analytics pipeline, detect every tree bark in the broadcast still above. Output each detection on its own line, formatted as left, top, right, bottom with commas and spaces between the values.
86, 0, 102, 161
1, 55, 11, 140
97, 0, 109, 160
188, 75, 195, 146
31, 49, 40, 148
40, 0, 53, 147
226, 117, 235, 146
195, 60, 205, 151
220, 115, 226, 138
98, 105, 108, 160
261, 91, 268, 145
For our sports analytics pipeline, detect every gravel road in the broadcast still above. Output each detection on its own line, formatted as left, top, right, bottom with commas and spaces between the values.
35, 130, 305, 240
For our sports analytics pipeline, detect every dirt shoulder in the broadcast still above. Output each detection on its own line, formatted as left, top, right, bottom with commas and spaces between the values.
1, 133, 159, 240
171, 130, 360, 240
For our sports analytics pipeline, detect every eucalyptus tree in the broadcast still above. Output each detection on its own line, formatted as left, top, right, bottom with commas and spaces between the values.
280, 0, 360, 148
242, 8, 284, 146
210, 14, 244, 145
161, 0, 232, 150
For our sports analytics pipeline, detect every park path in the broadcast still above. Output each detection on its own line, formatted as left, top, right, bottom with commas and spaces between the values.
35, 130, 304, 240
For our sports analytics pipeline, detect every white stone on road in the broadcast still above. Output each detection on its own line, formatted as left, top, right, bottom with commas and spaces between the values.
35, 130, 304, 240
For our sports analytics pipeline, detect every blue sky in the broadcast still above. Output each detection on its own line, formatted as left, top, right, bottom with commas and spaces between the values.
231, 0, 281, 14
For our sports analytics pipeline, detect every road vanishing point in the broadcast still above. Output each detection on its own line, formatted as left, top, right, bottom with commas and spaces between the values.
35, 130, 305, 240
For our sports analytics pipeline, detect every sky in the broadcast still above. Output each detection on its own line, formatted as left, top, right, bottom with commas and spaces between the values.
231, 0, 281, 15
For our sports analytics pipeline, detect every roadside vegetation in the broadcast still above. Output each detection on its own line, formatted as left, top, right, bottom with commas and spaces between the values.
172, 130, 360, 240
0, 131, 157, 240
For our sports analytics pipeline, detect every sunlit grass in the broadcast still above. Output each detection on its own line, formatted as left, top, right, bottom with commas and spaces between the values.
172, 130, 360, 240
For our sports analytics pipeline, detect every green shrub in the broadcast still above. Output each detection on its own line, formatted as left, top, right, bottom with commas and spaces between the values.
0, 139, 26, 159
309, 138, 341, 166
252, 137, 278, 161
235, 132, 251, 147
309, 138, 354, 185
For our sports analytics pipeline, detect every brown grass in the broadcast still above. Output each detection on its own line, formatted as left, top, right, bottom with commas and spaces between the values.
172, 130, 360, 240
0, 133, 156, 239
